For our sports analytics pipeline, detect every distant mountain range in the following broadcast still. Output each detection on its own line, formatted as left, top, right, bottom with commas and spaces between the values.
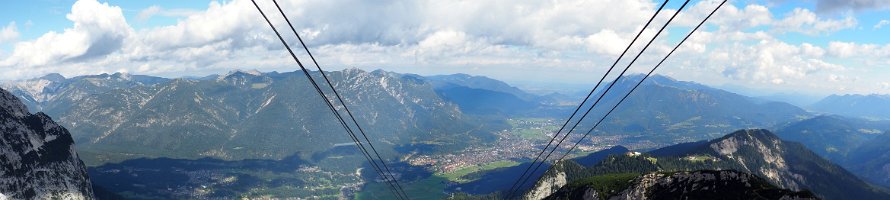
424, 73, 572, 116
1, 69, 496, 165
0, 88, 94, 199
0, 70, 819, 165
810, 94, 890, 119
5, 70, 890, 199
524, 129, 890, 200
425, 73, 813, 145
426, 73, 539, 102
575, 74, 809, 144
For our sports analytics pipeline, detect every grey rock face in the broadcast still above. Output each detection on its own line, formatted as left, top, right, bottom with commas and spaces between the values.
0, 88, 94, 199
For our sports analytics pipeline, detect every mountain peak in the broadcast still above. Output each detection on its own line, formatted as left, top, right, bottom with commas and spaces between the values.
38, 73, 66, 82
110, 72, 132, 80
219, 69, 265, 80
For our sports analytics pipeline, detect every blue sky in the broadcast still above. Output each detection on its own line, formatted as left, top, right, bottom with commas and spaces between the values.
1, 0, 889, 95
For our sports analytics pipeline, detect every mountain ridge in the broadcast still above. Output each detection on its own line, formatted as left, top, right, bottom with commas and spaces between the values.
523, 129, 889, 200
810, 94, 890, 119
3, 69, 496, 165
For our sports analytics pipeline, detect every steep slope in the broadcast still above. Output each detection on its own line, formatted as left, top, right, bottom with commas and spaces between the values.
4, 69, 492, 164
687, 129, 888, 199
524, 161, 587, 200
0, 88, 94, 199
810, 94, 890, 119
847, 131, 890, 188
544, 170, 817, 200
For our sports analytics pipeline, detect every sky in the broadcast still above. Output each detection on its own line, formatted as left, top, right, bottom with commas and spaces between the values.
0, 0, 889, 96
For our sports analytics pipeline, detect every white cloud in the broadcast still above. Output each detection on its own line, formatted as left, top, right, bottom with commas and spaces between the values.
827, 41, 890, 66
874, 19, 890, 29
715, 39, 844, 84
136, 5, 201, 22
827, 74, 858, 82
828, 41, 890, 57
774, 8, 856, 35
0, 22, 19, 44
583, 29, 627, 55
136, 6, 162, 21
800, 43, 826, 57
1, 0, 889, 94
1, 0, 131, 69
700, 3, 773, 31
0, 0, 663, 80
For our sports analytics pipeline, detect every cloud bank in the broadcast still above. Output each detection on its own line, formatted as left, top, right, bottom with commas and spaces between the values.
0, 0, 887, 95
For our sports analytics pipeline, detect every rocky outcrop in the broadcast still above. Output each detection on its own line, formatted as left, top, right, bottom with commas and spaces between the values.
524, 162, 572, 200
708, 129, 804, 190
0, 88, 94, 199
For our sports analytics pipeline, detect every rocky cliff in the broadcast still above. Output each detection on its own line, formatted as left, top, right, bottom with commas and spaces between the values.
0, 88, 94, 199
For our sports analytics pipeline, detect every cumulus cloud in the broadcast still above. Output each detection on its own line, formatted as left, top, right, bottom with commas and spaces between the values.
703, 4, 773, 31
0, 0, 888, 94
816, 0, 890, 14
827, 41, 890, 57
773, 8, 856, 35
827, 41, 890, 66
715, 39, 843, 85
0, 0, 664, 79
0, 22, 18, 44
136, 6, 200, 22
1, 0, 131, 68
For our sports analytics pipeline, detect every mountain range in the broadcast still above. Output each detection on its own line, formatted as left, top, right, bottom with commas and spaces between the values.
569, 74, 809, 144
3, 69, 890, 199
423, 72, 813, 145
810, 94, 890, 119
1, 69, 816, 165
1, 69, 496, 165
